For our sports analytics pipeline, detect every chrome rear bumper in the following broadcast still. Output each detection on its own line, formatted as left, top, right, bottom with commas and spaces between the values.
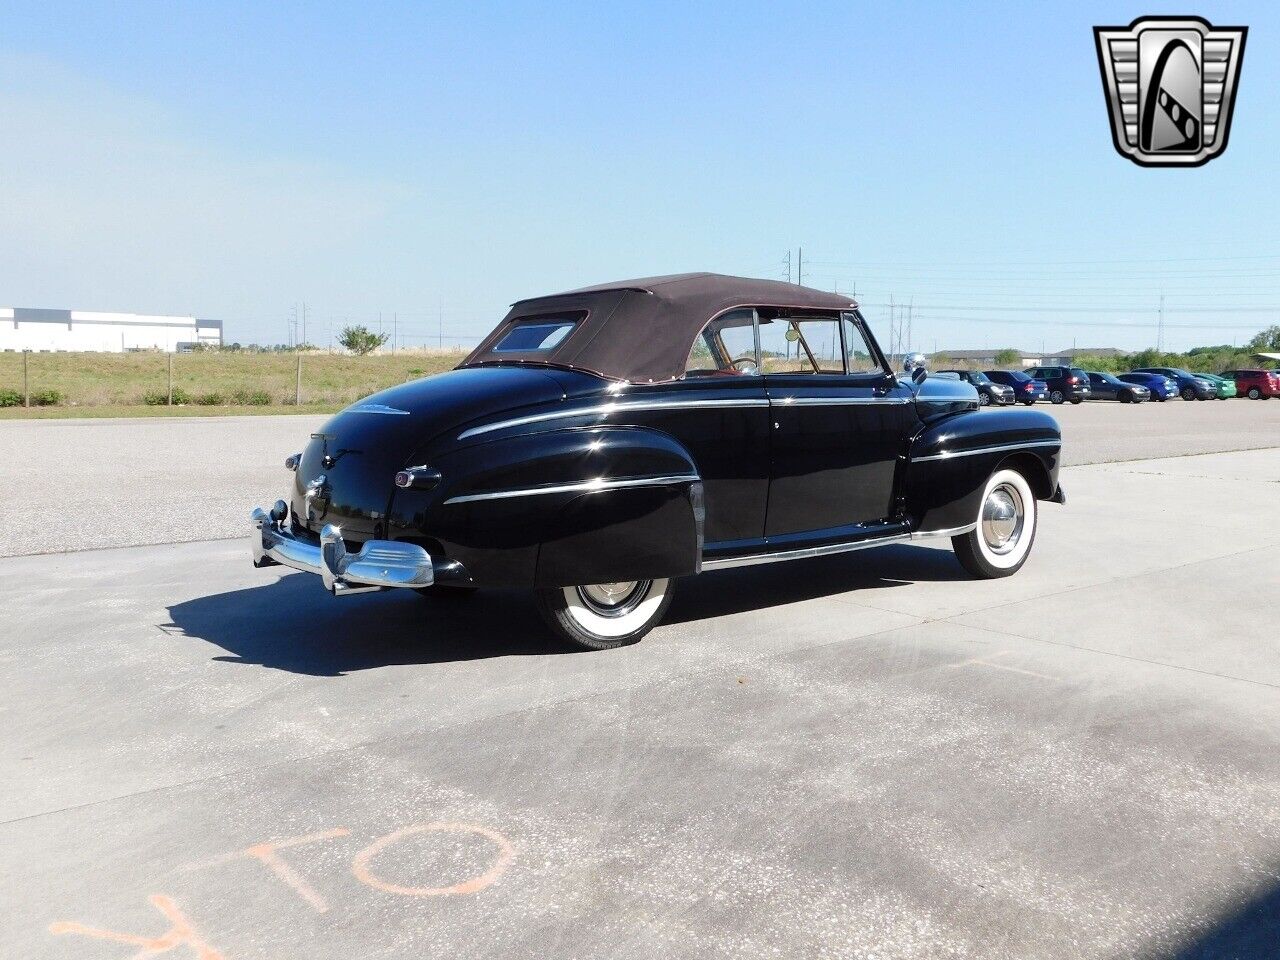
251, 501, 434, 595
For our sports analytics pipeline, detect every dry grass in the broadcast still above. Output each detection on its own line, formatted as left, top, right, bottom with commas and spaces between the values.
0, 350, 469, 413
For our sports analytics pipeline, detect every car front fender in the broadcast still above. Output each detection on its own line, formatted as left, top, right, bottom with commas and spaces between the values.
906, 409, 1062, 534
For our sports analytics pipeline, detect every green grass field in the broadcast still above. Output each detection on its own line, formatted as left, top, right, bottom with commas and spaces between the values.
0, 350, 469, 416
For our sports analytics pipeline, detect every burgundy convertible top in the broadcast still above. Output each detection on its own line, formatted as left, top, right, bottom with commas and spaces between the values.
460, 272, 859, 383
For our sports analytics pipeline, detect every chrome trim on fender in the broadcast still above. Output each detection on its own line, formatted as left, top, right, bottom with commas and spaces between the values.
911, 523, 978, 539
457, 398, 769, 440
251, 505, 433, 594
912, 440, 1060, 463
443, 472, 701, 505
346, 403, 410, 416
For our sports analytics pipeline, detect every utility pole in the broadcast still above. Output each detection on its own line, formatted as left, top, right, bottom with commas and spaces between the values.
784, 250, 792, 284
1157, 294, 1165, 352
302, 302, 307, 349
797, 247, 803, 287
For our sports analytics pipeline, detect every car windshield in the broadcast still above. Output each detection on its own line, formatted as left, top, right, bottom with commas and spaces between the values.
1167, 368, 1193, 378
968, 370, 992, 384
1002, 371, 1031, 382
1097, 373, 1121, 384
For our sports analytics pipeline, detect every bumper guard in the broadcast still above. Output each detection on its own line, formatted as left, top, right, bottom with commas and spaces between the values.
251, 501, 434, 595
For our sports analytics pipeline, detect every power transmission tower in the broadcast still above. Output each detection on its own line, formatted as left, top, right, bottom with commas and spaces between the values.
797, 247, 803, 287
783, 250, 791, 283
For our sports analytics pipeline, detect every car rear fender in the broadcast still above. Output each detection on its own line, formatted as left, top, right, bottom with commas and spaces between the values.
906, 410, 1062, 533
390, 425, 702, 587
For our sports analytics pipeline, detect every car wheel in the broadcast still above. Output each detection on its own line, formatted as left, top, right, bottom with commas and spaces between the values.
978, 392, 990, 406
952, 469, 1037, 579
1021, 399, 1035, 406
1050, 390, 1065, 404
1248, 387, 1261, 400
535, 578, 674, 650
1118, 391, 1131, 403
1069, 397, 1082, 404
1181, 387, 1195, 401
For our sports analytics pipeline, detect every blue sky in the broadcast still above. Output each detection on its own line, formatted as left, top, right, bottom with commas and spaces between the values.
2, 1, 1277, 352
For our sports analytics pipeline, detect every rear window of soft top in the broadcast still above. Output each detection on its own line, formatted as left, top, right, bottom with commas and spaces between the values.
493, 314, 583, 353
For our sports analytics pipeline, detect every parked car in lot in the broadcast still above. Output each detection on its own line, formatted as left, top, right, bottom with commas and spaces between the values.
984, 369, 1049, 405
1195, 373, 1237, 399
1117, 372, 1178, 401
251, 273, 1064, 649
1084, 372, 1149, 403
1132, 367, 1217, 401
938, 369, 1015, 406
1024, 365, 1091, 405
1220, 369, 1280, 400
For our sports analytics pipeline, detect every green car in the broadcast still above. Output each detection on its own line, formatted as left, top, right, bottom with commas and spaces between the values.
1198, 373, 1237, 399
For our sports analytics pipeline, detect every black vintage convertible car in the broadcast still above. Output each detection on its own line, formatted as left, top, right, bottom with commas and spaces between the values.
252, 274, 1064, 649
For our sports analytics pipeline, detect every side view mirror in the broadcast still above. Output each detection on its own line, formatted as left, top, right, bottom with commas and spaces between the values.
903, 353, 928, 384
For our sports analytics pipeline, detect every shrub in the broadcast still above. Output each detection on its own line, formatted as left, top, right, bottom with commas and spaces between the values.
0, 389, 21, 407
231, 388, 272, 406
141, 388, 191, 406
195, 392, 225, 405
31, 388, 64, 406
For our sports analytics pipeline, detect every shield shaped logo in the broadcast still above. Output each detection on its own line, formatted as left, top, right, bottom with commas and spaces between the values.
1094, 17, 1246, 167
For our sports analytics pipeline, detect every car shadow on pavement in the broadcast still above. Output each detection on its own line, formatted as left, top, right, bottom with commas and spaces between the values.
165, 577, 572, 676
666, 543, 967, 625
1166, 878, 1280, 959
167, 543, 967, 676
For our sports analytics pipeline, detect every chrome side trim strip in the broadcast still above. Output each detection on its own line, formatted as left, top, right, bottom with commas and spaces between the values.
772, 396, 911, 406
458, 398, 770, 440
912, 440, 1060, 463
444, 473, 700, 505
911, 523, 977, 539
701, 529, 911, 570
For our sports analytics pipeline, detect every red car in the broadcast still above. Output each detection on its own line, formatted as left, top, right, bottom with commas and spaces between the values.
1220, 369, 1280, 400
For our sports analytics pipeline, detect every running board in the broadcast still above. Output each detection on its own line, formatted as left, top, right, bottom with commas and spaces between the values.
700, 523, 974, 571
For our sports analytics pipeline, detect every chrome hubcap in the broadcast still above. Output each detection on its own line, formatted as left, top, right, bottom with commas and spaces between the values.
577, 581, 650, 618
981, 484, 1025, 554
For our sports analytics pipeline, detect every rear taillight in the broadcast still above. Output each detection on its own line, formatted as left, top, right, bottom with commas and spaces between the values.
1024, 383, 1034, 392
1067, 375, 1079, 384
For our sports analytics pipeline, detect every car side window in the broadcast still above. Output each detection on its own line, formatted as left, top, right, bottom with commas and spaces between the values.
841, 314, 886, 376
684, 309, 759, 377
758, 315, 843, 375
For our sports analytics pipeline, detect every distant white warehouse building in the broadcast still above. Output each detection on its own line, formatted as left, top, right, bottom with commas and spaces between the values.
0, 307, 222, 353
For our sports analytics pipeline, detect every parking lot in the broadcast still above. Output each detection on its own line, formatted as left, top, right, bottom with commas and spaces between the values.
3, 413, 1279, 958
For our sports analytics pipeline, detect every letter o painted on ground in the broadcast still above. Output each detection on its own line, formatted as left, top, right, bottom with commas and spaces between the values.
351, 823, 514, 896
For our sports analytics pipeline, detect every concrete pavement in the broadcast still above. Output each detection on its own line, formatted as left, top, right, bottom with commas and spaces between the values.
3, 448, 1279, 958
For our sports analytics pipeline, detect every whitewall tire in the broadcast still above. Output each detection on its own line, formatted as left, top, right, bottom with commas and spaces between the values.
535, 578, 675, 650
952, 468, 1038, 579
